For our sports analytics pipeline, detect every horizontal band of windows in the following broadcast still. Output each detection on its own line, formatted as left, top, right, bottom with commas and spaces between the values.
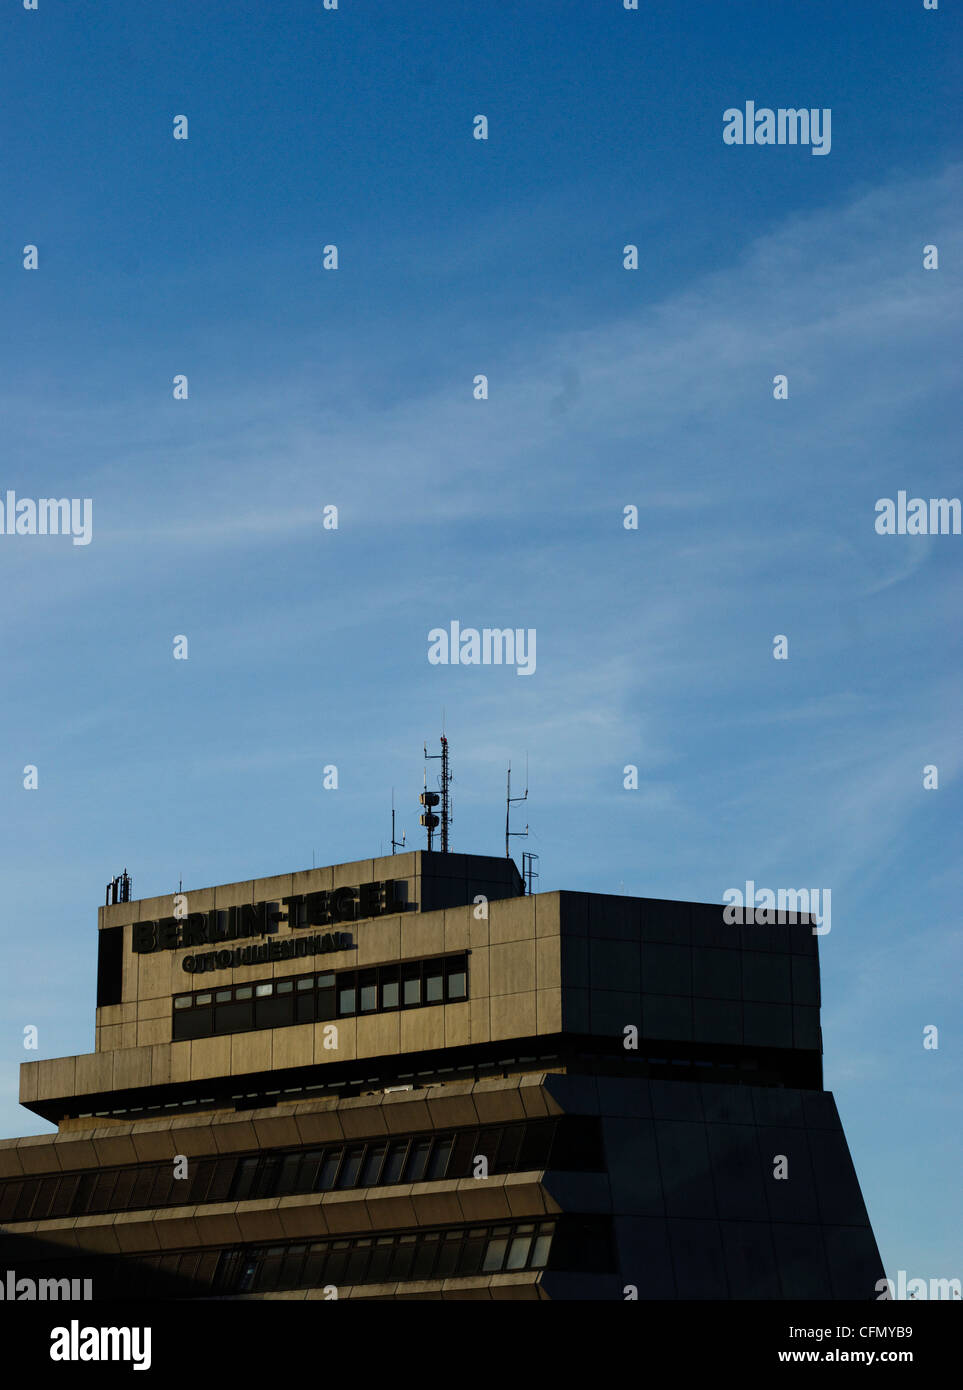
172, 954, 468, 1041
0, 1116, 604, 1223
221, 1220, 561, 1294
17, 1217, 616, 1298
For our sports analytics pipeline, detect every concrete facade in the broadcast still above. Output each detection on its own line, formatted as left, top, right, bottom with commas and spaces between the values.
0, 850, 883, 1300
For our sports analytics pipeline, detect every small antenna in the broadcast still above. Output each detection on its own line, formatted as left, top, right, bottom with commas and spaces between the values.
391, 788, 406, 855
423, 734, 452, 852
506, 758, 529, 858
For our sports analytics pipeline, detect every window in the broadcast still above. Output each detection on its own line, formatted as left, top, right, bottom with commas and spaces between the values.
345, 1238, 371, 1283
325, 1241, 351, 1285
338, 976, 356, 1016
0, 1119, 600, 1230
278, 1153, 303, 1194
482, 1227, 511, 1272
404, 1139, 431, 1183
461, 1228, 488, 1275
316, 1150, 342, 1190
496, 1126, 523, 1171
367, 1236, 394, 1284
13, 1217, 602, 1300
447, 958, 467, 999
337, 1148, 364, 1188
316, 974, 336, 1021
402, 964, 421, 1006
232, 1157, 259, 1201
506, 1225, 534, 1270
380, 966, 399, 1009
426, 1136, 454, 1180
382, 1140, 407, 1184
411, 1232, 439, 1280
359, 970, 378, 1012
301, 1243, 329, 1288
215, 999, 253, 1034
170, 953, 472, 1039
435, 1230, 462, 1276
390, 1235, 417, 1280
360, 1144, 386, 1188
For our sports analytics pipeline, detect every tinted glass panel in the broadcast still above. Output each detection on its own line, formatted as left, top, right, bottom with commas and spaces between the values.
360, 1145, 386, 1188
483, 1235, 509, 1272
404, 1139, 431, 1182
255, 995, 295, 1030
337, 1148, 363, 1188
506, 1233, 532, 1270
215, 1000, 253, 1033
317, 1151, 342, 1190
426, 1136, 454, 1180
175, 1008, 213, 1039
382, 1142, 407, 1184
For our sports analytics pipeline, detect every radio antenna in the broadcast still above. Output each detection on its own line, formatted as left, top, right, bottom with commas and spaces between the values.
391, 787, 406, 855
506, 756, 529, 858
422, 735, 452, 852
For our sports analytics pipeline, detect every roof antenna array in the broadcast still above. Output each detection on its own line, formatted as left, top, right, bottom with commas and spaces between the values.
391, 788, 406, 855
506, 755, 529, 859
105, 869, 131, 906
421, 734, 452, 852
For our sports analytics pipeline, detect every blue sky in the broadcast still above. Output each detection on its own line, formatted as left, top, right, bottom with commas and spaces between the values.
1, 1, 960, 1286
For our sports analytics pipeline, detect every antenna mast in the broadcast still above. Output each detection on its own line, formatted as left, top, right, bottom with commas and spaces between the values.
105, 869, 132, 906
506, 757, 529, 859
391, 788, 406, 855
422, 735, 452, 852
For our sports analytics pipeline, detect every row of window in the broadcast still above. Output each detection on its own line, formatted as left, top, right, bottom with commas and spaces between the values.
15, 1217, 616, 1298
171, 954, 469, 1040
221, 1220, 561, 1294
0, 1118, 604, 1223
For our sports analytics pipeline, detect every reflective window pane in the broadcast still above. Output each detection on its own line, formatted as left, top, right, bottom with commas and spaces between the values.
359, 1144, 386, 1188
404, 1139, 431, 1183
482, 1235, 509, 1272
506, 1233, 533, 1270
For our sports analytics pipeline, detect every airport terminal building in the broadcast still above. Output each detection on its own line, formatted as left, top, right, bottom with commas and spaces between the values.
0, 850, 885, 1300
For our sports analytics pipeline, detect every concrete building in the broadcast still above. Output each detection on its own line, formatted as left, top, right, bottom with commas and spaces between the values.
0, 850, 884, 1300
